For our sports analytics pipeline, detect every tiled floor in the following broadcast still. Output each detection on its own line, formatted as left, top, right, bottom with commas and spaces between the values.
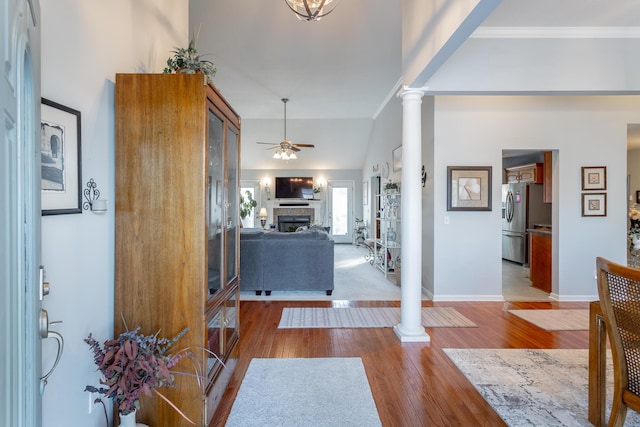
502, 259, 550, 302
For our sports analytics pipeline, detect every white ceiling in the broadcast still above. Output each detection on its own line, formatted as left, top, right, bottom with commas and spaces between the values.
189, 0, 640, 168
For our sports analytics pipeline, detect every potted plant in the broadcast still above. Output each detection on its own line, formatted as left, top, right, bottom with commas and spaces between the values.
85, 326, 195, 426
240, 190, 257, 224
383, 180, 399, 193
163, 36, 216, 85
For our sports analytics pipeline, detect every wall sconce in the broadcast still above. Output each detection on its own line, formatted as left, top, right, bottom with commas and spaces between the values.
82, 178, 107, 213
259, 207, 268, 229
263, 178, 271, 200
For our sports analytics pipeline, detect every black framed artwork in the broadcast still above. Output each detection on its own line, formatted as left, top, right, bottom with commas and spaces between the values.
41, 98, 82, 215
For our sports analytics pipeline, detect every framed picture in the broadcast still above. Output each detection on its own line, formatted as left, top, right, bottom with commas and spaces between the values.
41, 98, 82, 215
581, 166, 606, 191
363, 181, 368, 205
392, 145, 402, 172
636, 190, 640, 204
447, 166, 492, 211
582, 192, 607, 217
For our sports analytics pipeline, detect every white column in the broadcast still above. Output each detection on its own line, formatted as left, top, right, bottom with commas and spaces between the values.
393, 87, 430, 343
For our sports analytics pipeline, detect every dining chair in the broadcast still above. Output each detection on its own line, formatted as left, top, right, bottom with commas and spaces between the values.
596, 257, 640, 427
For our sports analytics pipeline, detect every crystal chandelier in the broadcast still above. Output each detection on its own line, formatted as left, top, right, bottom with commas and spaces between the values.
284, 0, 338, 22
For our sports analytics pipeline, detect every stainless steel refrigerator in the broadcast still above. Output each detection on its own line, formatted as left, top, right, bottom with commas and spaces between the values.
501, 182, 551, 265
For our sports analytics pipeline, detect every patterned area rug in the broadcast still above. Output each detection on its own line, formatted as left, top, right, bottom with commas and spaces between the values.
507, 309, 589, 330
444, 348, 640, 427
278, 307, 476, 328
226, 357, 382, 427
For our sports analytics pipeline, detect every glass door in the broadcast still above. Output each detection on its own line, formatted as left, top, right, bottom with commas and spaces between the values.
207, 105, 224, 299
327, 180, 354, 243
225, 126, 239, 287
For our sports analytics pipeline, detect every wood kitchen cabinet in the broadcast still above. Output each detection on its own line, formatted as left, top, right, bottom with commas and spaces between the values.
529, 228, 551, 293
115, 74, 240, 426
505, 162, 544, 184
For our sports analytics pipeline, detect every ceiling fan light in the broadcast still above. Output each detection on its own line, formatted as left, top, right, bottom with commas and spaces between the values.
281, 152, 290, 160
289, 152, 297, 159
273, 151, 281, 159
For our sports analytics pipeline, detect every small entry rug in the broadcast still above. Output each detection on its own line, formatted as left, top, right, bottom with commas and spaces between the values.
225, 357, 382, 427
507, 309, 589, 330
444, 348, 640, 427
278, 307, 476, 329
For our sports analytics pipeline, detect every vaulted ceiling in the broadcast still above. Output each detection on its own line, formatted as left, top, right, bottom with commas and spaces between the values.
190, 0, 640, 168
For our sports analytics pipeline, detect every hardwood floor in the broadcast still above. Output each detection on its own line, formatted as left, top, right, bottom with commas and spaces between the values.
211, 300, 590, 427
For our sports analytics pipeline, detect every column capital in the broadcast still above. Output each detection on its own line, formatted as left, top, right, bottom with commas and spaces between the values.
397, 86, 428, 99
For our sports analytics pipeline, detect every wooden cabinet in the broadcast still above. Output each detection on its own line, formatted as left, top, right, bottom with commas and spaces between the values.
529, 229, 551, 293
543, 151, 552, 203
505, 162, 544, 184
115, 74, 240, 426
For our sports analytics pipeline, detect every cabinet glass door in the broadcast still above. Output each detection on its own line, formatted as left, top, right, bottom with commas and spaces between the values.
225, 126, 239, 286
207, 107, 224, 299
205, 308, 222, 378
222, 291, 238, 350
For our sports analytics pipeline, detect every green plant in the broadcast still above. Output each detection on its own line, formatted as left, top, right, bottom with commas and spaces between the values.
163, 37, 216, 84
85, 327, 195, 424
383, 180, 399, 191
240, 190, 257, 220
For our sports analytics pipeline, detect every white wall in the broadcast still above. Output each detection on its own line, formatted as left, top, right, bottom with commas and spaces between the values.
421, 97, 435, 296
40, 1, 188, 426
432, 95, 636, 301
361, 96, 403, 237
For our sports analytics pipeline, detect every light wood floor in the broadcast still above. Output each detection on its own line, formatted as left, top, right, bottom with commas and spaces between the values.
211, 300, 589, 427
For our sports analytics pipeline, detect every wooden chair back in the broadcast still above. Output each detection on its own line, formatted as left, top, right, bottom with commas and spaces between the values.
596, 257, 640, 426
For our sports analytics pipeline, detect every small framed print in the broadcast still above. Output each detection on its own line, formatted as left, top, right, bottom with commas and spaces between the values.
581, 166, 606, 191
447, 166, 492, 211
582, 192, 607, 217
636, 190, 640, 204
41, 98, 82, 215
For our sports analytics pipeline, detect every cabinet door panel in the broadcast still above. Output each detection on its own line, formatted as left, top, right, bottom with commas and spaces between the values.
207, 107, 224, 299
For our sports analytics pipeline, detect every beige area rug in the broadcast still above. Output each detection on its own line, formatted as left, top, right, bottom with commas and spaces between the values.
444, 348, 640, 427
507, 309, 589, 331
278, 307, 476, 328
226, 357, 382, 426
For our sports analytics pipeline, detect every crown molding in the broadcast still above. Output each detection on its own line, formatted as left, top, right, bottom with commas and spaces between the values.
471, 26, 640, 39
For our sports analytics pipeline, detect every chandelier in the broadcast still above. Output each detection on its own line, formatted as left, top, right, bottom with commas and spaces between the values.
284, 0, 338, 22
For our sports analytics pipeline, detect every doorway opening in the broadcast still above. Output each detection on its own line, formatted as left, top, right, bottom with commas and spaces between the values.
501, 149, 554, 301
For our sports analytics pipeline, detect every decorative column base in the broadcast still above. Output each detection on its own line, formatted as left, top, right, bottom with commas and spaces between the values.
393, 324, 430, 343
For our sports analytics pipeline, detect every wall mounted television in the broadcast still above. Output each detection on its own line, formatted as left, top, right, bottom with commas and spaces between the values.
275, 177, 314, 199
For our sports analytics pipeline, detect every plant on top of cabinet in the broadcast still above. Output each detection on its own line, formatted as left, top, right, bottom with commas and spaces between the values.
163, 37, 216, 84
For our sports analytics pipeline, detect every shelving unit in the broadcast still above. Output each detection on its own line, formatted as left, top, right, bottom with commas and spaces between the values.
373, 192, 401, 278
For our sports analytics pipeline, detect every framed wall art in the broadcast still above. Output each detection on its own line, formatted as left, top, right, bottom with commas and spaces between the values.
392, 145, 402, 172
582, 192, 607, 217
581, 166, 606, 191
447, 166, 492, 211
41, 98, 82, 215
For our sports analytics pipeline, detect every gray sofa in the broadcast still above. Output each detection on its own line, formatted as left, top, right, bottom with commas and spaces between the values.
240, 227, 334, 295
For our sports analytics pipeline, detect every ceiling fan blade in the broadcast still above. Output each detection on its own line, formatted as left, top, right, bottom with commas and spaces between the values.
256, 141, 277, 145
293, 144, 315, 148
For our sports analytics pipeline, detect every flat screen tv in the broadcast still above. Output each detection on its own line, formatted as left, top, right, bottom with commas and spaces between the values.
275, 177, 314, 199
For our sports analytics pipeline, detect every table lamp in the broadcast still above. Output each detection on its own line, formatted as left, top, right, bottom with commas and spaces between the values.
259, 207, 268, 229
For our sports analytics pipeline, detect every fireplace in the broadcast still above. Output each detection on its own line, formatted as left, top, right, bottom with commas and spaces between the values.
273, 207, 315, 232
278, 215, 311, 232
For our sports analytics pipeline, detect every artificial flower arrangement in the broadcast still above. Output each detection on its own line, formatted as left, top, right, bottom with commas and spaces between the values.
85, 326, 195, 425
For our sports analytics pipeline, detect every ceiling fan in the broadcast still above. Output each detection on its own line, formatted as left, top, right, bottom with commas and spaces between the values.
256, 98, 315, 159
